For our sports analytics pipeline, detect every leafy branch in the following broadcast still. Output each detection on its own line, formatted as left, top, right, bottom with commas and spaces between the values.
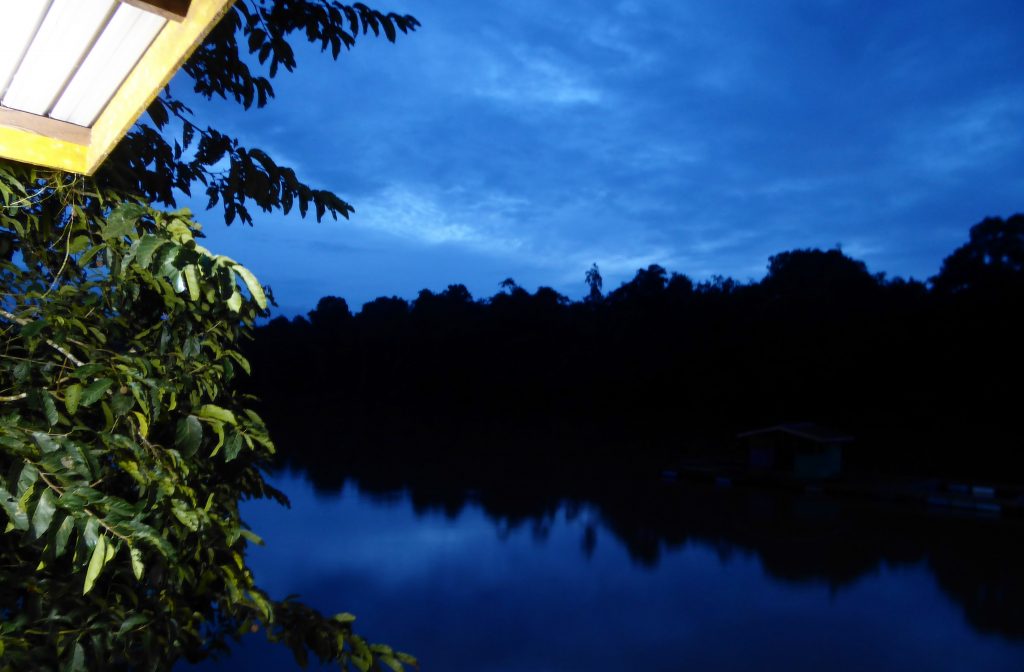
97, 1, 419, 228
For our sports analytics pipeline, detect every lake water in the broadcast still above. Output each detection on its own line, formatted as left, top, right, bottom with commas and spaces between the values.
189, 471, 1024, 671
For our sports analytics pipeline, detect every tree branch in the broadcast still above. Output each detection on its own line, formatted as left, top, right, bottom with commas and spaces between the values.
0, 308, 85, 367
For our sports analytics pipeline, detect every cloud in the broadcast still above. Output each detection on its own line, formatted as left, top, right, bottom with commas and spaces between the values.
350, 185, 528, 254
468, 41, 604, 108
890, 91, 1024, 180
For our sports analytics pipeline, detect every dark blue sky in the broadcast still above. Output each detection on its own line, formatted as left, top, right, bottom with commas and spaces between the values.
180, 0, 1023, 317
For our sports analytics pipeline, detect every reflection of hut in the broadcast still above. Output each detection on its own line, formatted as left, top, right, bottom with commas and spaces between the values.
737, 423, 852, 480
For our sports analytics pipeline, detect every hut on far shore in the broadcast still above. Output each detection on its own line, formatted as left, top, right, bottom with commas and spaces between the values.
737, 423, 853, 480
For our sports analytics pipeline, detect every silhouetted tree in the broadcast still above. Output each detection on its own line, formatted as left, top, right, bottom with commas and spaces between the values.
931, 215, 1024, 296
247, 219, 1024, 481
359, 296, 410, 322
764, 248, 878, 300
308, 295, 354, 330
608, 264, 668, 303
585, 263, 603, 302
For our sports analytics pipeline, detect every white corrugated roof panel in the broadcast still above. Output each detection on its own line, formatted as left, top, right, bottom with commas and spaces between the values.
50, 4, 166, 126
0, 0, 51, 97
2, 0, 118, 116
1, 0, 167, 127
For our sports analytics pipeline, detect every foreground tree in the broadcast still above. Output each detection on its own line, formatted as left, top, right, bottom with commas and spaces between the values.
1, 2, 420, 670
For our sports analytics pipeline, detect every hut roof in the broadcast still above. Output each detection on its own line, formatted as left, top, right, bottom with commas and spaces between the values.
1, 0, 233, 174
737, 422, 854, 444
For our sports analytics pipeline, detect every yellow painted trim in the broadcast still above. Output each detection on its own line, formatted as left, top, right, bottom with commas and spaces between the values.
85, 0, 236, 175
0, 127, 88, 173
0, 107, 92, 145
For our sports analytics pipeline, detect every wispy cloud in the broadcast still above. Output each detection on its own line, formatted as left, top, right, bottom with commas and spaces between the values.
468, 42, 603, 108
891, 91, 1024, 179
350, 185, 528, 254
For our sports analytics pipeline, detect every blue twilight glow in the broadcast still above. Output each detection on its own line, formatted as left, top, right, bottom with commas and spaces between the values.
174, 0, 1023, 316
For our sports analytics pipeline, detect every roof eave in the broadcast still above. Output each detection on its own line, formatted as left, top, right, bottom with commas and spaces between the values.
0, 0, 235, 176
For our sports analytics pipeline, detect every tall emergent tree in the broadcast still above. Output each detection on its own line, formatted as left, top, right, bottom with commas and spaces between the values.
1, 2, 419, 670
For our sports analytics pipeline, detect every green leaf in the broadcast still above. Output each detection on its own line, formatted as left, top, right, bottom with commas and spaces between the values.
111, 393, 134, 416
183, 264, 201, 301
130, 546, 145, 580
227, 350, 252, 375
72, 363, 105, 380
77, 242, 103, 268
18, 462, 40, 493
102, 203, 145, 240
101, 400, 114, 430
21, 318, 47, 339
67, 642, 86, 672
117, 613, 149, 636
68, 234, 90, 254
207, 420, 225, 456
351, 638, 372, 672
32, 431, 59, 453
379, 655, 404, 672
120, 519, 175, 559
0, 484, 29, 531
31, 489, 57, 538
80, 378, 113, 407
224, 432, 243, 462
55, 515, 74, 557
233, 264, 267, 309
65, 383, 82, 415
42, 391, 58, 426
83, 534, 107, 594
239, 529, 264, 546
13, 360, 30, 381
175, 415, 203, 457
135, 234, 165, 267
226, 289, 243, 313
133, 411, 149, 439
171, 500, 200, 531
198, 404, 237, 425
168, 269, 186, 294
0, 435, 23, 450
82, 517, 99, 549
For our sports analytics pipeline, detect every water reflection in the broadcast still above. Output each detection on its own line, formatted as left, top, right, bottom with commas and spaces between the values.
339, 454, 1024, 639
188, 468, 1024, 671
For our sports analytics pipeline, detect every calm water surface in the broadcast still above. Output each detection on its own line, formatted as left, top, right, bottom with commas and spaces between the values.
189, 471, 1024, 671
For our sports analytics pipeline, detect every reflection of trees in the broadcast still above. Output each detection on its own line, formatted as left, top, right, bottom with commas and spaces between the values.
267, 420, 1024, 641
928, 526, 1024, 639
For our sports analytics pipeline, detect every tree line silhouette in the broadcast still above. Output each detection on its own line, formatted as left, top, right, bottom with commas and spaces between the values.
245, 214, 1024, 479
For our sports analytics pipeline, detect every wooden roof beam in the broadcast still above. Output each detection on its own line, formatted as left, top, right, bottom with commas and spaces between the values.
120, 0, 193, 22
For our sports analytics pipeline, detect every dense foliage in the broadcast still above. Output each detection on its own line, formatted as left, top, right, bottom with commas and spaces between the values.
2, 1, 421, 670
0, 165, 413, 670
105, 1, 419, 228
